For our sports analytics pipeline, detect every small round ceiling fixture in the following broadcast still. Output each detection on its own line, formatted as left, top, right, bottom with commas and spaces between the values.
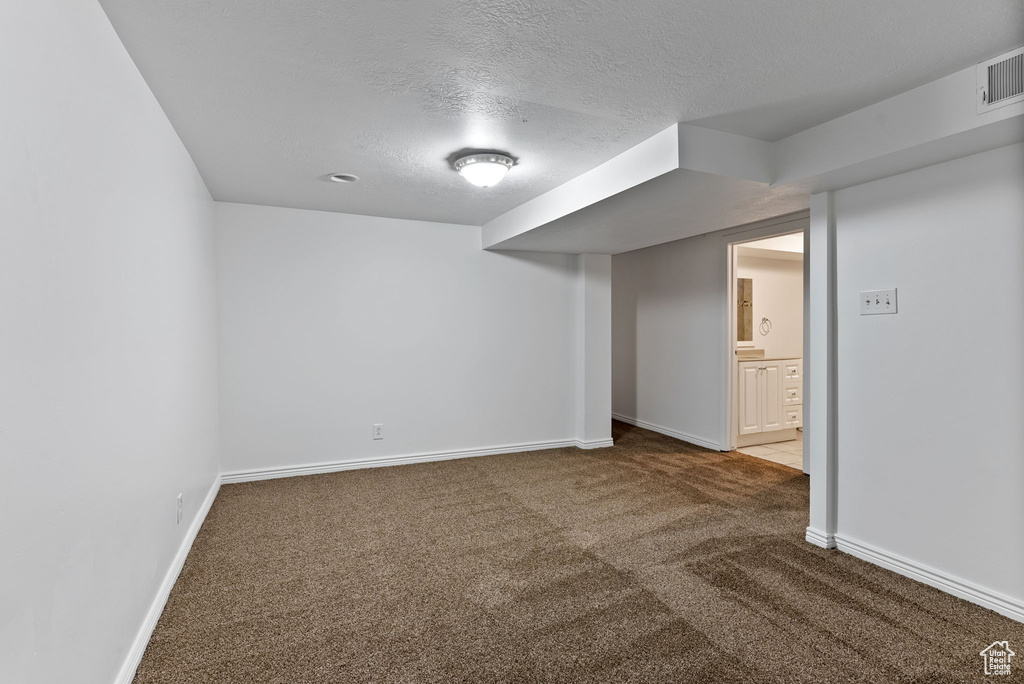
328, 173, 359, 183
453, 153, 514, 188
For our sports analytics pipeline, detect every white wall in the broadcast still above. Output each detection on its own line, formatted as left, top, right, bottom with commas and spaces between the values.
215, 202, 579, 474
736, 254, 803, 359
834, 142, 1024, 607
575, 255, 613, 447
0, 2, 221, 683
611, 234, 727, 449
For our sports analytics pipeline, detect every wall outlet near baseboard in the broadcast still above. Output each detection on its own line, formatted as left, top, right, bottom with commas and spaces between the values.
176, 493, 183, 524
373, 423, 384, 440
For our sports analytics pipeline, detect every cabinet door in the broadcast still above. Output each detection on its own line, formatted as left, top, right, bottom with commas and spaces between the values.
738, 364, 762, 435
761, 362, 784, 431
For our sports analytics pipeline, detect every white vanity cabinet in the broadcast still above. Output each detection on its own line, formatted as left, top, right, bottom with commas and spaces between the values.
738, 359, 802, 438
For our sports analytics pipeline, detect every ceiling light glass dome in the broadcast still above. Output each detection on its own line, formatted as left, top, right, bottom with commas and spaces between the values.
453, 153, 514, 188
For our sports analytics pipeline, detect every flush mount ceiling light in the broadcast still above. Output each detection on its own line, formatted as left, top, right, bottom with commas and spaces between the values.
327, 173, 359, 183
453, 152, 514, 188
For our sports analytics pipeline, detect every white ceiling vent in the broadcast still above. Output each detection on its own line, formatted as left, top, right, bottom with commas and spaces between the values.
977, 46, 1024, 114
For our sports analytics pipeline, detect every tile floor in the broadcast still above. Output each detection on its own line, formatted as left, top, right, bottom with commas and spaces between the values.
736, 432, 804, 471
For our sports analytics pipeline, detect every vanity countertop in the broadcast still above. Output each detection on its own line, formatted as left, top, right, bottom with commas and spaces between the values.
737, 356, 803, 362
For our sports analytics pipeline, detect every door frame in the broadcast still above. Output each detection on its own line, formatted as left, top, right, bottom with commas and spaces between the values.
720, 210, 810, 467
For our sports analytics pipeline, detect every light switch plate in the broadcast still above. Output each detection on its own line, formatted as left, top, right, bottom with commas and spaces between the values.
860, 288, 897, 315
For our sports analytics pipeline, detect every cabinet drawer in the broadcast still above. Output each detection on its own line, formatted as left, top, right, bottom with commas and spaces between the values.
784, 405, 803, 428
783, 383, 802, 405
783, 360, 802, 381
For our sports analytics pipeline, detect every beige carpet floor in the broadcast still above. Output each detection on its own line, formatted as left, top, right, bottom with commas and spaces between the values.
134, 421, 1022, 683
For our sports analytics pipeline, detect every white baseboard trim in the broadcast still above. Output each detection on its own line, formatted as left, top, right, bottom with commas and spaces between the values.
834, 533, 1024, 623
115, 475, 221, 684
805, 526, 836, 549
221, 438, 579, 484
575, 438, 615, 449
611, 413, 722, 451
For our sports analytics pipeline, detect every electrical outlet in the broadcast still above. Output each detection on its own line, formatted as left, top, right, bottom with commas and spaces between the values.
860, 288, 897, 315
373, 423, 384, 440
176, 493, 183, 524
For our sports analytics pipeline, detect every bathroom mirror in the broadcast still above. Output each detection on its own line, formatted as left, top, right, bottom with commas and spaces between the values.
737, 278, 753, 342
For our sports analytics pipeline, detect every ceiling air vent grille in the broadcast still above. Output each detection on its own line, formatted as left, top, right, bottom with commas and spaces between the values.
978, 47, 1024, 113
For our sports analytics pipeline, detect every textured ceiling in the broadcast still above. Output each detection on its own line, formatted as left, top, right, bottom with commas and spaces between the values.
98, 0, 1024, 225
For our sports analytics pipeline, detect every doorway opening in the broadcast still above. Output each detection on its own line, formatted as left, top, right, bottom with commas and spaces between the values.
726, 227, 807, 471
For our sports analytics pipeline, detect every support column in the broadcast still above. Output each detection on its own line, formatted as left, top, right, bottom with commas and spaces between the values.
806, 192, 838, 548
575, 254, 613, 449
